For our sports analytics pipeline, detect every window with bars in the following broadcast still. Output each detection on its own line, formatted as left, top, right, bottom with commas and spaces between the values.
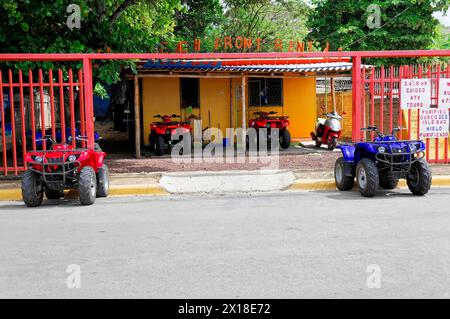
248, 78, 283, 107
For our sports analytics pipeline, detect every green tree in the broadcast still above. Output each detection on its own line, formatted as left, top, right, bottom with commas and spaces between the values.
0, 0, 180, 90
217, 0, 311, 52
308, 0, 449, 54
173, 0, 224, 51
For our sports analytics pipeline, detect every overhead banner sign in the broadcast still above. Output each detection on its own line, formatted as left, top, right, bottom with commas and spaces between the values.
401, 79, 431, 109
438, 78, 450, 109
419, 109, 449, 139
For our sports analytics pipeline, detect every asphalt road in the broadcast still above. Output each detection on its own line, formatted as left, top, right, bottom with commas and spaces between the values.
0, 189, 449, 299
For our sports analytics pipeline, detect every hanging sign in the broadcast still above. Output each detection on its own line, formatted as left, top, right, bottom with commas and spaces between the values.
401, 79, 431, 109
438, 78, 450, 109
419, 109, 449, 139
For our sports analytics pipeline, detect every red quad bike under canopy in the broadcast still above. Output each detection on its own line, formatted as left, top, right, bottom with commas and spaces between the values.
248, 111, 291, 150
149, 114, 192, 156
22, 136, 109, 207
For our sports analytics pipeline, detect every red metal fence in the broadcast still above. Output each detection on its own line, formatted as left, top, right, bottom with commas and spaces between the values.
361, 64, 449, 164
0, 68, 89, 175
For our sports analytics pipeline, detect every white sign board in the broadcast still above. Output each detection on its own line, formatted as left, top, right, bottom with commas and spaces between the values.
401, 79, 431, 109
419, 109, 449, 139
438, 78, 450, 109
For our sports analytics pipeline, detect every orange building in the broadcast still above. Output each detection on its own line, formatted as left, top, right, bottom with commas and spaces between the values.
134, 57, 359, 149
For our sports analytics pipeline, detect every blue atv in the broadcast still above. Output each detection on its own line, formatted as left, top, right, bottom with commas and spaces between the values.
335, 126, 432, 197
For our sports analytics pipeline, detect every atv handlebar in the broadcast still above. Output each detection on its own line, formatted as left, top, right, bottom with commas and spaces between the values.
154, 114, 180, 118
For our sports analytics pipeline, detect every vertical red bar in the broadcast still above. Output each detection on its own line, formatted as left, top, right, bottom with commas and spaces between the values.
0, 71, 7, 175
380, 66, 385, 135
435, 64, 440, 162
389, 65, 394, 133
361, 67, 366, 133
38, 69, 46, 150
417, 65, 423, 140
446, 65, 450, 163
407, 65, 412, 140
426, 65, 431, 162
68, 68, 76, 147
398, 66, 403, 137
28, 70, 36, 150
370, 68, 375, 141
58, 69, 66, 143
8, 69, 18, 175
78, 69, 85, 148
19, 70, 27, 167
83, 58, 95, 148
49, 69, 56, 140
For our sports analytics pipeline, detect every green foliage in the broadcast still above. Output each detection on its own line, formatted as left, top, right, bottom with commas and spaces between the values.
217, 0, 311, 52
308, 0, 450, 64
0, 0, 180, 86
174, 0, 224, 51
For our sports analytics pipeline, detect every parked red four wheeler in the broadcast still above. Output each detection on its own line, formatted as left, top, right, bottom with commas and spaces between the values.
22, 136, 109, 207
310, 110, 346, 151
149, 114, 192, 155
248, 111, 291, 149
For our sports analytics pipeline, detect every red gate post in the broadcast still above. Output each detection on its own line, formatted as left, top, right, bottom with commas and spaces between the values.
82, 58, 95, 149
352, 55, 362, 142
0, 71, 7, 175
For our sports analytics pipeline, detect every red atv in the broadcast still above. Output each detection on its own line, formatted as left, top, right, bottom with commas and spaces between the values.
149, 114, 192, 155
248, 111, 291, 149
22, 136, 109, 207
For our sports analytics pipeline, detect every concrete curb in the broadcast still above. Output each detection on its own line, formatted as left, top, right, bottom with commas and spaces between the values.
1, 175, 450, 201
159, 170, 296, 194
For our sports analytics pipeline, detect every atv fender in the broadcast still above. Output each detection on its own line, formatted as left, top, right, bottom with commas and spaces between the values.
96, 152, 106, 169
338, 144, 355, 162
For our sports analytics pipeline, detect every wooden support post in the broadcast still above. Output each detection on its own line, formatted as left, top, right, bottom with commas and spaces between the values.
134, 76, 141, 158
331, 77, 336, 113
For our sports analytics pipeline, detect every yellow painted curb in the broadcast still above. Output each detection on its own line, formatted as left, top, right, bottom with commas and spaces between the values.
108, 185, 169, 196
0, 184, 168, 201
0, 189, 22, 201
288, 179, 336, 191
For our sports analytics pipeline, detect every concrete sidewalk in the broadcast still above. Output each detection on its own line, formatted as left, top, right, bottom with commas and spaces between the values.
1, 166, 450, 201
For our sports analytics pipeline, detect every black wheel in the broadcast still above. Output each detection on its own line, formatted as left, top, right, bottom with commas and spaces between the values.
279, 130, 291, 149
335, 157, 354, 191
315, 140, 322, 148
21, 170, 43, 207
155, 135, 166, 156
96, 164, 109, 198
149, 133, 156, 152
380, 179, 399, 190
327, 135, 337, 151
79, 166, 97, 205
356, 158, 379, 197
407, 158, 432, 196
45, 189, 64, 199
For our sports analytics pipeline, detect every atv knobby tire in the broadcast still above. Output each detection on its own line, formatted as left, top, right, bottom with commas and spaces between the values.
356, 158, 379, 197
407, 158, 432, 196
79, 166, 97, 205
155, 135, 166, 156
22, 170, 43, 207
335, 157, 354, 191
96, 164, 109, 198
280, 130, 291, 149
380, 179, 399, 190
45, 189, 64, 199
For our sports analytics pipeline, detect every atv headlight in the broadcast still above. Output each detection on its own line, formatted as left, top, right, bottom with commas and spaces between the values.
378, 146, 386, 154
34, 156, 43, 163
68, 155, 77, 162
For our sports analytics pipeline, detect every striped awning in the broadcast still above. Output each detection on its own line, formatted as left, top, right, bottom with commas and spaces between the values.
141, 60, 371, 74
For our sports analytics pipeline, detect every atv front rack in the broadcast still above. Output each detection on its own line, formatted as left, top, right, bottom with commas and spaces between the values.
27, 149, 85, 189
375, 146, 425, 179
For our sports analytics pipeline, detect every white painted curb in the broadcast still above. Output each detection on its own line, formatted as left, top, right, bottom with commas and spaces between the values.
159, 170, 296, 194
